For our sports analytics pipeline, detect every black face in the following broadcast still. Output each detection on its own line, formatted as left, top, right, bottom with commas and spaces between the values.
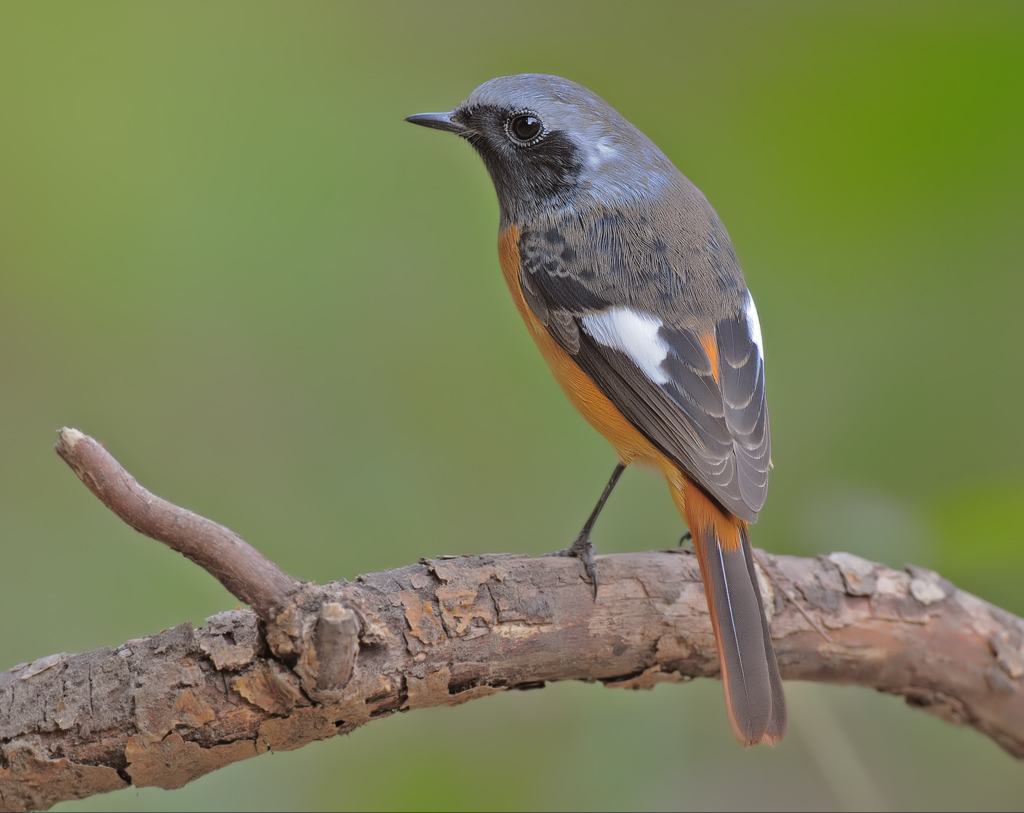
452, 104, 584, 223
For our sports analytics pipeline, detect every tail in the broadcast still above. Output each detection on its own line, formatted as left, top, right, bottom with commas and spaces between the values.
680, 483, 787, 745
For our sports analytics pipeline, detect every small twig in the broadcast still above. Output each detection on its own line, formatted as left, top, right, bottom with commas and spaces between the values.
53, 427, 300, 620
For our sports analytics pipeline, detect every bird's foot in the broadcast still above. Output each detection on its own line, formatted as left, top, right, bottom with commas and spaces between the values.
543, 534, 599, 599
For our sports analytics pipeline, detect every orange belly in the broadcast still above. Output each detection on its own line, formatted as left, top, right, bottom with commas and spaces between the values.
498, 225, 665, 469
497, 224, 744, 548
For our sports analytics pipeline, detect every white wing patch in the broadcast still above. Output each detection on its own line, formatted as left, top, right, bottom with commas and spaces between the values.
580, 308, 669, 385
744, 292, 764, 362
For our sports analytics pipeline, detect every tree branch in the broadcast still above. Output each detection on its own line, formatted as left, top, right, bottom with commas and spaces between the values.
1, 429, 1022, 812
53, 428, 300, 620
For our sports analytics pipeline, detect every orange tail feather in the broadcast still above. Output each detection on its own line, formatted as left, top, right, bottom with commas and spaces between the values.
675, 477, 786, 745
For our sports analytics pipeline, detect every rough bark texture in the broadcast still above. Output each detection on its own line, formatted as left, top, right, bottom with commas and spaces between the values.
3, 551, 1024, 812
1, 429, 1022, 811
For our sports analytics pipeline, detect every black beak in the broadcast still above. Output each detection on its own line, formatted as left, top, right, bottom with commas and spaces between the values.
405, 111, 468, 135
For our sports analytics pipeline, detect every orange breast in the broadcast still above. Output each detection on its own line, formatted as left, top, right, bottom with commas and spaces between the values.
498, 225, 666, 470
496, 225, 745, 542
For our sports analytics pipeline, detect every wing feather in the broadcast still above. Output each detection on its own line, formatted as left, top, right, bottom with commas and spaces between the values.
519, 221, 771, 520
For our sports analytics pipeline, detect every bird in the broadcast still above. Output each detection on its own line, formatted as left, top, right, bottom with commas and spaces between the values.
407, 74, 785, 746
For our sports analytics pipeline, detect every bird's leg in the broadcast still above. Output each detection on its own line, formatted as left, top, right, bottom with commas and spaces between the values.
544, 461, 626, 599
678, 530, 693, 548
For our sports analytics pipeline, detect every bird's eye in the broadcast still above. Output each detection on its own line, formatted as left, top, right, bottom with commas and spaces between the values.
506, 112, 545, 146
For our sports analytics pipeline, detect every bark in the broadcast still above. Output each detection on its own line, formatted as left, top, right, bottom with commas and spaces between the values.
1, 429, 1022, 812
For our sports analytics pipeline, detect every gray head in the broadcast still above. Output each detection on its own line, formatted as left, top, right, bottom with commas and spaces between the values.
407, 74, 681, 225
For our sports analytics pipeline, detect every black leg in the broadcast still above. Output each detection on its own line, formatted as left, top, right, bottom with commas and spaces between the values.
678, 531, 693, 547
544, 462, 626, 599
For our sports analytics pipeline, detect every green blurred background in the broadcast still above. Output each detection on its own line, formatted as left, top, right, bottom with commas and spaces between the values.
2, 1, 1022, 810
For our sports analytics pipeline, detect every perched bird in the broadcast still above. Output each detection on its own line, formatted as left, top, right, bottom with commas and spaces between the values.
407, 74, 785, 745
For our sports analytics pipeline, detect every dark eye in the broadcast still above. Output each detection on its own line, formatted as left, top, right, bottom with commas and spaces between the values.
506, 112, 545, 145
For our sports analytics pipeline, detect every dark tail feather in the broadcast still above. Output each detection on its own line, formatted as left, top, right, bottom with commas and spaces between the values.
738, 524, 787, 743
692, 521, 787, 745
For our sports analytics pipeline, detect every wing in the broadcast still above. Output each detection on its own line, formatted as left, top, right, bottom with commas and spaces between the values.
517, 215, 770, 522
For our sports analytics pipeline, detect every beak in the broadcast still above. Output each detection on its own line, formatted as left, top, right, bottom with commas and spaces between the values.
405, 111, 468, 135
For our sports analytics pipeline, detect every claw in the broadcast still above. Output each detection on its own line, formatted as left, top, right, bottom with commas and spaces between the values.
544, 533, 599, 599
541, 462, 624, 601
